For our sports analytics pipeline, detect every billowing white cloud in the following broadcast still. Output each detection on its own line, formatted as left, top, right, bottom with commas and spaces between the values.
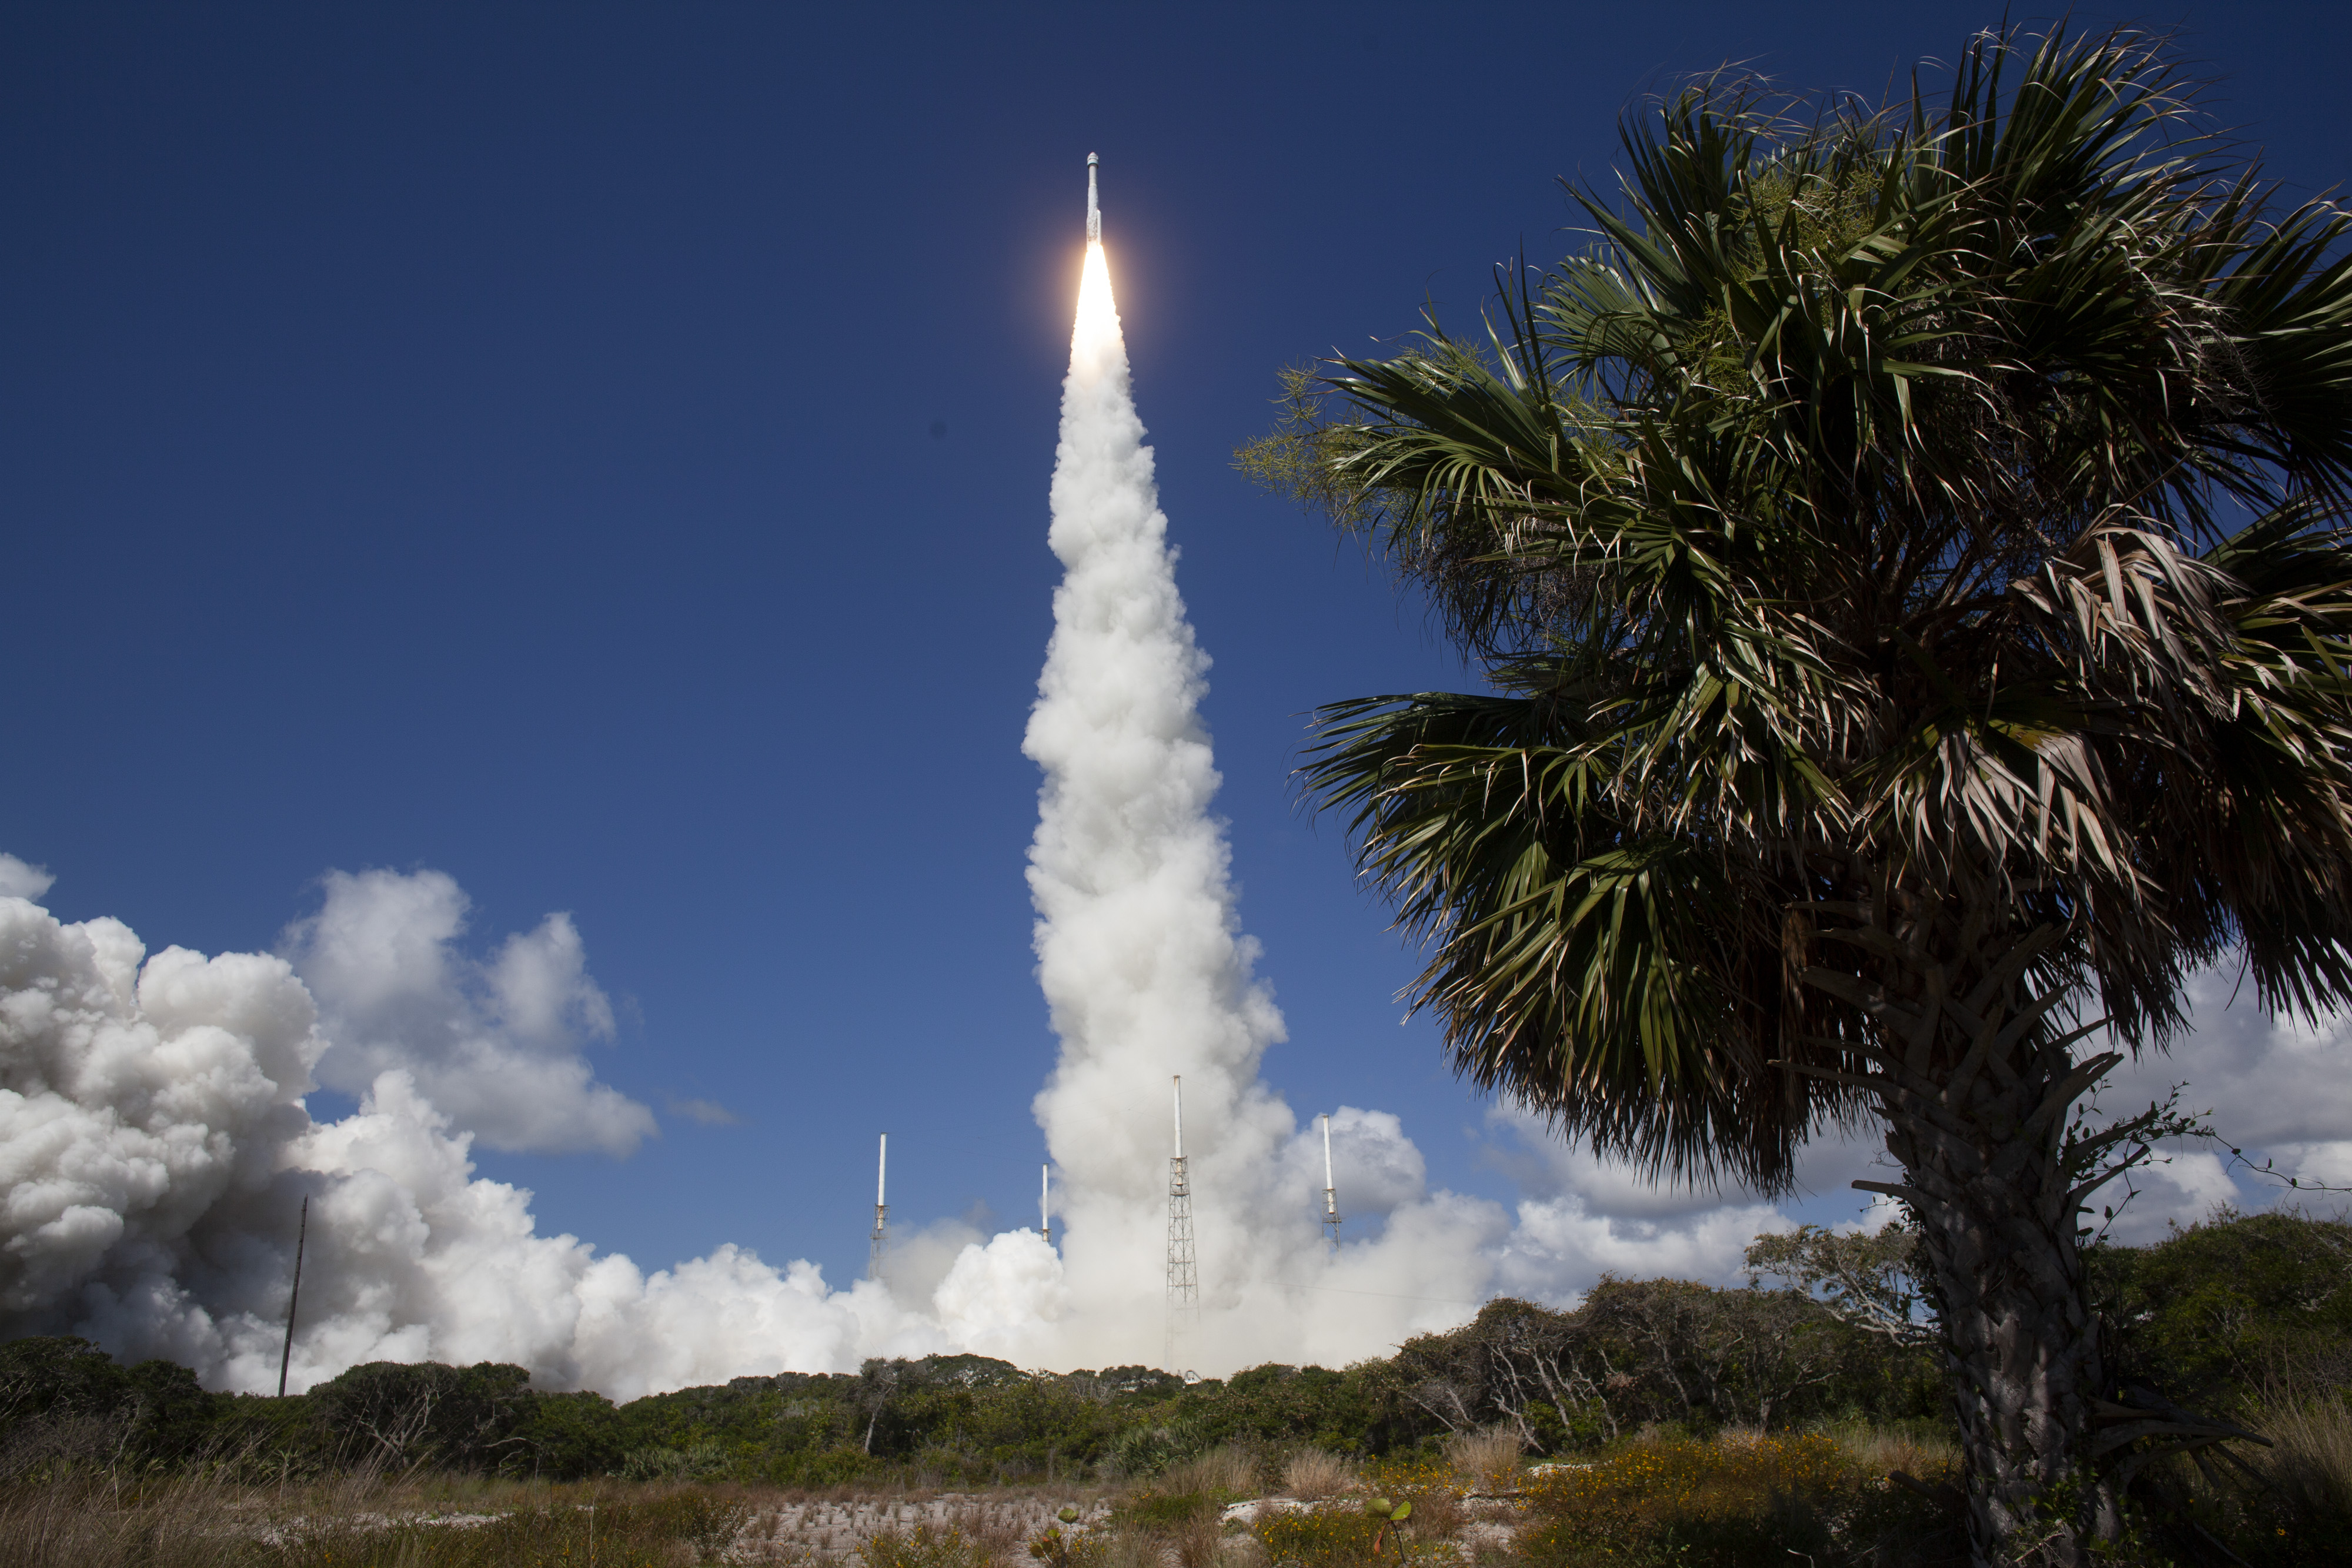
281, 868, 653, 1156
0, 881, 941, 1398
0, 854, 54, 901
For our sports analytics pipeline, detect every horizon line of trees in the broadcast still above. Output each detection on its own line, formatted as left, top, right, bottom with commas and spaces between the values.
1, 1208, 2340, 1489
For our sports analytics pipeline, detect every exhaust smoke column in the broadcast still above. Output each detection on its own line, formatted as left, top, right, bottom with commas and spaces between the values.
1023, 155, 1293, 1367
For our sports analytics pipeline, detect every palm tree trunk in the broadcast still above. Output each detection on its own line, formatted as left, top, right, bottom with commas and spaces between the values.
1879, 1084, 2114, 1562
1809, 920, 2124, 1564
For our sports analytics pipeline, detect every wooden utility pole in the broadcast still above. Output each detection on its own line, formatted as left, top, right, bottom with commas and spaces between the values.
277, 1195, 308, 1398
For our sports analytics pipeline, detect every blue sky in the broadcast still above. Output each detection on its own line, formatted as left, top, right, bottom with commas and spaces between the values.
6, 2, 2350, 1303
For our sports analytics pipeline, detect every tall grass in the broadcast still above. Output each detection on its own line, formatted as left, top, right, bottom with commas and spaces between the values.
1158, 1447, 1258, 1501
2253, 1385, 2352, 1520
0, 1467, 761, 1568
1441, 1426, 1522, 1492
0, 1468, 248, 1568
1277, 1447, 1354, 1501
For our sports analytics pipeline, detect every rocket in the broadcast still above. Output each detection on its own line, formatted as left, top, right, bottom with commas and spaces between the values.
1086, 152, 1101, 242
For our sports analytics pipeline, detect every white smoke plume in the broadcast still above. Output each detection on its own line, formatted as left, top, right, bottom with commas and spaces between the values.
285, 868, 655, 1157
0, 877, 949, 1399
1009, 238, 1524, 1372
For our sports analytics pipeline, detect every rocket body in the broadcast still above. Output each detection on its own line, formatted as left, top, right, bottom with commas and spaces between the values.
1086, 152, 1101, 242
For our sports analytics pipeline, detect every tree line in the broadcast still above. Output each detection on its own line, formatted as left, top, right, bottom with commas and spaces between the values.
2, 1209, 2340, 1487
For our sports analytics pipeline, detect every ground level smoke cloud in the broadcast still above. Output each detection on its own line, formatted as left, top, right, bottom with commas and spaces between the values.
0, 857, 2325, 1396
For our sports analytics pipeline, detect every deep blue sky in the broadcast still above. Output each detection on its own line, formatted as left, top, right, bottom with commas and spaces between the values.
6, 2, 2347, 1287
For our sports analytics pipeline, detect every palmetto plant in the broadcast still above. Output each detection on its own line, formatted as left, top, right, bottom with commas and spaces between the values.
1246, 25, 2352, 1564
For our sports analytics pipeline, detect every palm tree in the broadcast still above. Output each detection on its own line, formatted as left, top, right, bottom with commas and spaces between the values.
1248, 26, 2352, 1562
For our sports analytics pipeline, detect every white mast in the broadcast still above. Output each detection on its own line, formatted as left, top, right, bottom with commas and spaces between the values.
1321, 1112, 1342, 1247
868, 1133, 888, 1281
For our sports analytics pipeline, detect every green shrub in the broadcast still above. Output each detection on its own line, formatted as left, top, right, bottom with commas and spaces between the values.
1108, 1417, 1211, 1479
619, 1437, 734, 1482
1254, 1503, 1388, 1568
1028, 1513, 1107, 1568
1516, 1433, 1957, 1568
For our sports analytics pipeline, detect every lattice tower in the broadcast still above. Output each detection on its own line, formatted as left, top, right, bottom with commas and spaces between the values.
1165, 1076, 1198, 1369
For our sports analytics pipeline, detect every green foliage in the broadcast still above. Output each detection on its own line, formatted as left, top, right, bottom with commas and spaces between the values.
1745, 1222, 1933, 1348
1254, 1502, 1389, 1568
1107, 1418, 1211, 1479
512, 1389, 628, 1478
0, 1335, 226, 1471
1028, 1507, 1105, 1568
2097, 1208, 2352, 1411
1516, 1433, 1960, 1568
619, 1436, 734, 1482
307, 1358, 537, 1473
1389, 1279, 1940, 1455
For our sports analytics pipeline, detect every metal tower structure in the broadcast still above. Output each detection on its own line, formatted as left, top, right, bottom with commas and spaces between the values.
1165, 1075, 1198, 1369
868, 1134, 889, 1281
1321, 1113, 1343, 1248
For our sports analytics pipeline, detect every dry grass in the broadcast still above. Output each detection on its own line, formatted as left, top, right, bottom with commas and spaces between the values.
1442, 1426, 1524, 1492
0, 1469, 246, 1568
943, 1497, 1034, 1561
1159, 1447, 1258, 1500
1277, 1448, 1354, 1501
2230, 1383, 2352, 1544
1814, 1418, 1961, 1486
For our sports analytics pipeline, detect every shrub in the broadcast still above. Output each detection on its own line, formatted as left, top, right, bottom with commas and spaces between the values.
1108, 1418, 1211, 1479
620, 1437, 734, 1482
1254, 1502, 1388, 1568
1516, 1432, 1955, 1568
1030, 1510, 1107, 1568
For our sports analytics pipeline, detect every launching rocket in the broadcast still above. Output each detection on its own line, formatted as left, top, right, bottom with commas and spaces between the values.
1086, 152, 1100, 242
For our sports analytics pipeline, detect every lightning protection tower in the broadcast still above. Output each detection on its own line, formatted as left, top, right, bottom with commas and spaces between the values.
1321, 1113, 1343, 1248
1165, 1075, 1198, 1369
868, 1134, 889, 1282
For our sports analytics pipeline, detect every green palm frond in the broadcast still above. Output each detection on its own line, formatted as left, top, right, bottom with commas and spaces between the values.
1258, 23, 2352, 1191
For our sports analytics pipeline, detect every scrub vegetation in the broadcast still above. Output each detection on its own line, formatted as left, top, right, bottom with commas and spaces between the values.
2, 1209, 2346, 1562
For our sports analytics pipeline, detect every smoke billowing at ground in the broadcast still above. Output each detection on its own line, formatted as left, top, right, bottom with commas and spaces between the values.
5, 225, 2341, 1399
